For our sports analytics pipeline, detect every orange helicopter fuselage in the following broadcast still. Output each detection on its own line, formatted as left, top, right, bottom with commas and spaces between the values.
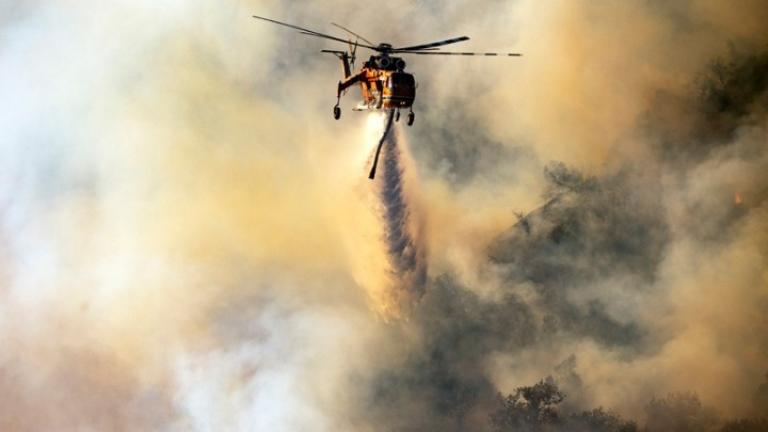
337, 55, 416, 110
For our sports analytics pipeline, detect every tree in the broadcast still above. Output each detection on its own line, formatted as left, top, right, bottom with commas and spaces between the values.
644, 392, 721, 432
564, 408, 638, 432
489, 377, 565, 431
719, 418, 768, 432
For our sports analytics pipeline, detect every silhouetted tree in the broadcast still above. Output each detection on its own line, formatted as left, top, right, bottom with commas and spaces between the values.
752, 372, 768, 415
564, 408, 638, 432
489, 378, 642, 432
719, 418, 768, 432
543, 162, 597, 198
644, 392, 721, 432
489, 377, 565, 431
700, 50, 768, 122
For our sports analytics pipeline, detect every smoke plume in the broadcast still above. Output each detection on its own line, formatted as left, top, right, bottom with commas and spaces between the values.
2, 0, 768, 431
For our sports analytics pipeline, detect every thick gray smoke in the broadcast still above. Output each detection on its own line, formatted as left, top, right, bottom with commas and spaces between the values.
2, 1, 768, 431
349, 47, 768, 431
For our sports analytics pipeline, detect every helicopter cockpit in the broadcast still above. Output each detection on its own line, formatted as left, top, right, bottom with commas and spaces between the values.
382, 72, 415, 109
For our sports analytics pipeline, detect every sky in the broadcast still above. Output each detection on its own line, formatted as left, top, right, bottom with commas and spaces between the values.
1, 0, 768, 430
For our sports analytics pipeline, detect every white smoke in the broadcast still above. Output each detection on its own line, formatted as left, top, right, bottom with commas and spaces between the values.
2, 0, 768, 430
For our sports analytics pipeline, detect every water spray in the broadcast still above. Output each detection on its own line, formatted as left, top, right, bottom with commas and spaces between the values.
362, 112, 427, 315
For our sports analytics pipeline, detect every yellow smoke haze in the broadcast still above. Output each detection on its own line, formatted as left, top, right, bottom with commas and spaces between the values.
1, 0, 767, 430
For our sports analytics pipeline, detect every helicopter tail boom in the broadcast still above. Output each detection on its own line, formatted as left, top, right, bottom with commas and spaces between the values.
321, 49, 353, 79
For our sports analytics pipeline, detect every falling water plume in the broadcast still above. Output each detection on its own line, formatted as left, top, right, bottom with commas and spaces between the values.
361, 111, 427, 317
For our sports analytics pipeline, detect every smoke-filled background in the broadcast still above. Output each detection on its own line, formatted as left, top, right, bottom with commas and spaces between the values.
2, 0, 768, 430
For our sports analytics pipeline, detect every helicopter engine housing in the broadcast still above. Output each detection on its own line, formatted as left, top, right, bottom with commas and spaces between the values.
377, 56, 392, 68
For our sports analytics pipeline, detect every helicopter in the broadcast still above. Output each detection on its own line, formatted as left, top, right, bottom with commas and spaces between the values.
252, 15, 522, 126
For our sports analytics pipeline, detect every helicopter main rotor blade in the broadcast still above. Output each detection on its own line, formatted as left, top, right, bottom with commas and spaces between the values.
331, 22, 375, 46
399, 51, 522, 56
253, 15, 379, 50
393, 36, 470, 51
296, 31, 376, 54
